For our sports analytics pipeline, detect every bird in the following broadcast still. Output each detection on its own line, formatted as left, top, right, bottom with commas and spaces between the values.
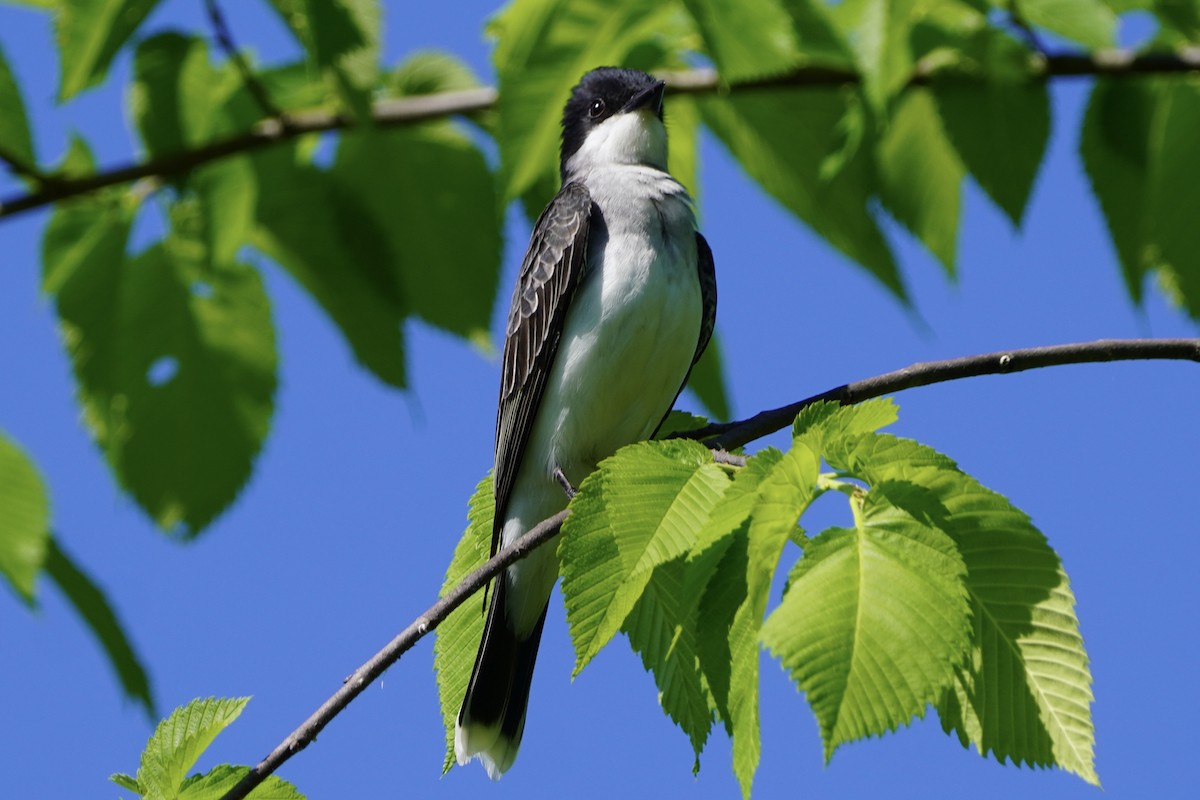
454, 66, 717, 779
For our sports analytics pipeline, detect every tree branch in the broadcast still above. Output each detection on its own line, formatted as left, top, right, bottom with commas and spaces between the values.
0, 144, 49, 185
4, 48, 1200, 221
203, 0, 287, 123
218, 336, 1196, 800
218, 508, 568, 800
693, 338, 1200, 451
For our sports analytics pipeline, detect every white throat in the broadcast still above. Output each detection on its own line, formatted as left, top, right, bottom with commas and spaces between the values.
565, 109, 668, 179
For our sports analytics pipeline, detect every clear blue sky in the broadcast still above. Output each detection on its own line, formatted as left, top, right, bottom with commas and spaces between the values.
1, 2, 1196, 798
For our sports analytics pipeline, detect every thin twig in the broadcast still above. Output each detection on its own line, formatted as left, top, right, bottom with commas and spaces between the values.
219, 508, 569, 800
217, 336, 1197, 800
202, 0, 287, 123
0, 144, 49, 185
4, 48, 1200, 221
690, 338, 1200, 451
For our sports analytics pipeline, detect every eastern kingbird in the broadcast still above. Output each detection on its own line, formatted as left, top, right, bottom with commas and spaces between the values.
455, 66, 717, 779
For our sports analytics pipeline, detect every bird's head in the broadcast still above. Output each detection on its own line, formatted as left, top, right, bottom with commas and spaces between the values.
560, 67, 668, 181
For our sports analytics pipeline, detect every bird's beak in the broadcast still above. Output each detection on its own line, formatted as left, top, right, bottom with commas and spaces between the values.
622, 80, 666, 118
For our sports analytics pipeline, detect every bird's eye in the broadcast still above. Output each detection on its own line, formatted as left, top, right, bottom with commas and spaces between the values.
588, 98, 606, 118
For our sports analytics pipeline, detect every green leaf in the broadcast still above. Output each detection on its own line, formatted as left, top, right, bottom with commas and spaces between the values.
388, 49, 482, 97
701, 88, 906, 300
1015, 0, 1116, 49
334, 122, 501, 344
679, 0, 798, 81
136, 697, 250, 798
930, 31, 1050, 227
44, 537, 155, 717
130, 33, 223, 158
622, 556, 713, 768
830, 0, 919, 109
1154, 0, 1200, 41
491, 0, 686, 202
560, 440, 730, 674
791, 396, 898, 448
45, 198, 277, 536
435, 473, 493, 773
877, 88, 964, 275
1082, 79, 1200, 316
194, 157, 257, 268
55, 0, 165, 101
728, 442, 820, 797
683, 448, 783, 735
761, 480, 972, 760
1080, 79, 1155, 301
1147, 80, 1200, 316
653, 410, 710, 439
178, 765, 305, 799
109, 773, 141, 793
781, 0, 856, 68
685, 331, 730, 421
250, 148, 407, 387
265, 0, 380, 100
832, 433, 1096, 783
0, 41, 37, 170
0, 431, 49, 602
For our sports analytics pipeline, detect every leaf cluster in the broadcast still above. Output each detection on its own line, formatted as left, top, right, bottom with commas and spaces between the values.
437, 401, 1097, 796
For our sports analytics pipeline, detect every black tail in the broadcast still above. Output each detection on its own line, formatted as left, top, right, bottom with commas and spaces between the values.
455, 577, 549, 777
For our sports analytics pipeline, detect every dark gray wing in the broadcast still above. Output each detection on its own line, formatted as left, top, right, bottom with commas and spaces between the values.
653, 231, 718, 436
493, 182, 592, 555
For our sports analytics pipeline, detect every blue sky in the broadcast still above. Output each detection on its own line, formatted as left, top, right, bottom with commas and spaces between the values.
1, 2, 1196, 799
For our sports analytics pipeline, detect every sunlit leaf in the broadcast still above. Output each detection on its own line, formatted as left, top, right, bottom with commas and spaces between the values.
435, 473, 493, 772
55, 0, 164, 100
560, 440, 729, 674
0, 431, 48, 602
1015, 0, 1116, 49
877, 88, 964, 275
762, 480, 971, 759
45, 197, 277, 535
177, 764, 305, 800
135, 697, 249, 797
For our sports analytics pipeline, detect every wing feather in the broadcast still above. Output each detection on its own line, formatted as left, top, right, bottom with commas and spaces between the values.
493, 183, 592, 554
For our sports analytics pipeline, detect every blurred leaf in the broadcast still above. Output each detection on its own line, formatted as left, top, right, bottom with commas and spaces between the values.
622, 556, 713, 768
560, 440, 729, 674
1015, 0, 1116, 49
389, 49, 482, 96
685, 330, 730, 421
0, 41, 36, 169
679, 0, 798, 80
0, 431, 48, 602
1082, 79, 1200, 316
930, 30, 1050, 226
1154, 0, 1200, 41
1080, 79, 1155, 301
877, 88, 964, 275
266, 0, 379, 105
830, 0, 918, 108
136, 697, 250, 797
701, 88, 906, 300
435, 473, 493, 773
666, 94, 701, 199
194, 157, 257, 268
1148, 80, 1200, 316
762, 481, 971, 760
55, 0, 164, 100
780, 0, 856, 67
130, 33, 221, 158
45, 198, 277, 536
250, 146, 407, 387
177, 764, 305, 799
43, 537, 154, 717
491, 0, 686, 202
334, 123, 500, 343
